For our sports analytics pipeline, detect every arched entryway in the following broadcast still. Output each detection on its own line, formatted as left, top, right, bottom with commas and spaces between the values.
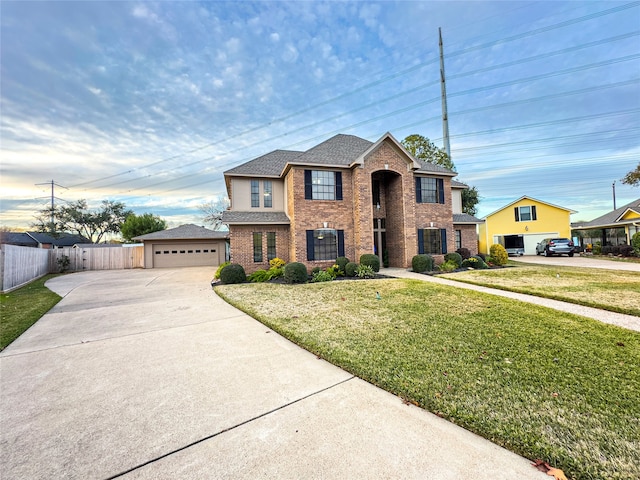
371, 170, 405, 268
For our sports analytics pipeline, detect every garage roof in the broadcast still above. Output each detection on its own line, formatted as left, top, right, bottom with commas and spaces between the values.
133, 224, 229, 241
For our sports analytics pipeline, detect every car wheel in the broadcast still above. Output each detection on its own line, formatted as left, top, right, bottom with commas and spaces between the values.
568, 252, 574, 257
536, 250, 540, 255
544, 249, 551, 257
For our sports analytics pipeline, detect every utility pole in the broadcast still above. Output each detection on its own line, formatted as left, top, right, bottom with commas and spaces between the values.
35, 180, 67, 233
612, 181, 617, 210
439, 27, 451, 160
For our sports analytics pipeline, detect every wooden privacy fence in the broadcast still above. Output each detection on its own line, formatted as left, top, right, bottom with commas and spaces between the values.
1, 244, 145, 292
48, 246, 144, 272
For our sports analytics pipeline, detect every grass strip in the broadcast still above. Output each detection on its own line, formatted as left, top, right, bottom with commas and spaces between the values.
440, 264, 640, 317
216, 279, 639, 480
0, 275, 61, 351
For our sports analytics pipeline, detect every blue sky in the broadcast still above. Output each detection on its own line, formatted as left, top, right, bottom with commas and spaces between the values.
1, 1, 639, 230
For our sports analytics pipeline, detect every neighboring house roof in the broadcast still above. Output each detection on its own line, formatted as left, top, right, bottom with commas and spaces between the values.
451, 180, 469, 189
224, 133, 457, 181
221, 211, 291, 225
1, 232, 38, 247
133, 224, 229, 241
73, 243, 121, 248
453, 213, 483, 224
573, 198, 640, 229
26, 232, 91, 246
482, 196, 577, 219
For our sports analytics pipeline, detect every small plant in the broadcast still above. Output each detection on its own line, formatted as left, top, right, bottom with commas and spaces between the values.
267, 266, 284, 279
56, 255, 70, 273
461, 257, 488, 269
326, 264, 342, 279
359, 254, 380, 272
489, 244, 509, 266
632, 232, 640, 256
269, 257, 286, 269
220, 263, 246, 284
355, 264, 376, 278
412, 254, 434, 273
456, 247, 471, 260
311, 266, 321, 274
284, 262, 308, 284
439, 260, 458, 272
472, 255, 489, 269
312, 270, 334, 282
345, 262, 358, 277
444, 252, 463, 267
248, 269, 270, 283
336, 256, 350, 272
215, 261, 231, 279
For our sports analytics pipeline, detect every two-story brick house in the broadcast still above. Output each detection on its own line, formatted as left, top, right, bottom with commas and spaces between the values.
221, 132, 481, 273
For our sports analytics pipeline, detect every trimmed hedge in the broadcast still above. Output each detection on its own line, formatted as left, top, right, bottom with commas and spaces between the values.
284, 262, 308, 284
412, 254, 434, 273
345, 262, 358, 277
336, 256, 350, 272
360, 254, 380, 272
220, 263, 246, 284
444, 252, 463, 267
489, 244, 508, 266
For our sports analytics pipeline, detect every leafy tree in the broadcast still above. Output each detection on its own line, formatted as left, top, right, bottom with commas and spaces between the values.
401, 134, 455, 170
621, 163, 640, 187
33, 199, 131, 243
121, 213, 167, 243
461, 184, 480, 216
198, 197, 229, 231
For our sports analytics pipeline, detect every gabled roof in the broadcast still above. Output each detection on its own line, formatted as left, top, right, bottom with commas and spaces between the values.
453, 213, 483, 224
1, 232, 38, 247
224, 133, 457, 181
221, 211, 290, 225
482, 196, 577, 219
451, 180, 469, 189
575, 198, 640, 229
133, 224, 228, 241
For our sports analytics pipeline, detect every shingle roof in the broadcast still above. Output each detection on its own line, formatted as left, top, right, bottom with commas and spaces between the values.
577, 198, 640, 228
221, 211, 290, 225
453, 213, 483, 224
414, 159, 456, 175
26, 232, 91, 246
224, 150, 303, 176
133, 224, 228, 241
1, 232, 38, 246
451, 180, 468, 188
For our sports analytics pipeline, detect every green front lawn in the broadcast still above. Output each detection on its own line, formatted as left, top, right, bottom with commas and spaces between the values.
0, 275, 61, 351
440, 264, 640, 316
216, 279, 639, 480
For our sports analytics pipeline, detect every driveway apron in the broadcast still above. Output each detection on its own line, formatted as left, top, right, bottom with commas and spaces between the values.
1, 268, 546, 479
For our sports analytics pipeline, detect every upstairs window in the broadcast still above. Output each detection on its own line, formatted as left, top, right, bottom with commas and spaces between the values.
251, 180, 260, 208
416, 177, 445, 204
263, 181, 273, 208
304, 170, 343, 201
515, 205, 537, 222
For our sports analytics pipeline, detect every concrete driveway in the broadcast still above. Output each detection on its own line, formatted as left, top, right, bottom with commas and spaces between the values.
511, 254, 640, 271
0, 267, 546, 479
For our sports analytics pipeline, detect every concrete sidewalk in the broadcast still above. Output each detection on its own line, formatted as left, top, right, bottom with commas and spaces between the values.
0, 268, 547, 479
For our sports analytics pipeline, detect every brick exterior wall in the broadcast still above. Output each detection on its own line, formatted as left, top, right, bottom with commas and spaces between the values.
226, 137, 478, 272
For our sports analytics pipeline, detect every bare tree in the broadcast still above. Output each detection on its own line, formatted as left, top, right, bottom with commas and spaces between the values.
198, 197, 230, 231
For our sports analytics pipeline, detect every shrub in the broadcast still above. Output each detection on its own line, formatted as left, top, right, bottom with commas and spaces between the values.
489, 244, 509, 266
593, 242, 602, 255
345, 262, 358, 277
336, 256, 350, 272
620, 245, 634, 257
312, 270, 334, 282
461, 256, 488, 269
267, 266, 284, 279
355, 264, 376, 278
284, 262, 308, 284
220, 263, 246, 284
311, 266, 321, 274
456, 247, 471, 259
439, 260, 458, 272
360, 254, 380, 272
476, 252, 487, 262
633, 232, 640, 256
57, 255, 70, 273
444, 252, 463, 267
412, 254, 434, 273
326, 264, 342, 278
248, 269, 270, 283
472, 255, 489, 269
269, 257, 286, 269
214, 261, 231, 279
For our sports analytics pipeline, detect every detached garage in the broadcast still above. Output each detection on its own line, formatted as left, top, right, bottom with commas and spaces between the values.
134, 224, 229, 268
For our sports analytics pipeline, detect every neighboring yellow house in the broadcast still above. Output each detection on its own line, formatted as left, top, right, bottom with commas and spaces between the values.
572, 198, 640, 246
478, 196, 576, 255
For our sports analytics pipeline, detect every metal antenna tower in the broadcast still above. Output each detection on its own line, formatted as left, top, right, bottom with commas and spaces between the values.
439, 27, 451, 160
35, 180, 67, 233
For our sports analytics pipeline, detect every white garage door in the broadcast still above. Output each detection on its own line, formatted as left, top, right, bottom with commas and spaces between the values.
152, 243, 222, 268
523, 234, 557, 255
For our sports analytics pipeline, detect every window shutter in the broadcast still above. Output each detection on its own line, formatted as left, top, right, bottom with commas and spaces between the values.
304, 170, 312, 200
335, 172, 343, 200
337, 230, 345, 257
417, 229, 424, 254
514, 207, 520, 222
306, 230, 315, 261
440, 229, 448, 254
437, 178, 445, 204
415, 177, 422, 203
531, 205, 537, 221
